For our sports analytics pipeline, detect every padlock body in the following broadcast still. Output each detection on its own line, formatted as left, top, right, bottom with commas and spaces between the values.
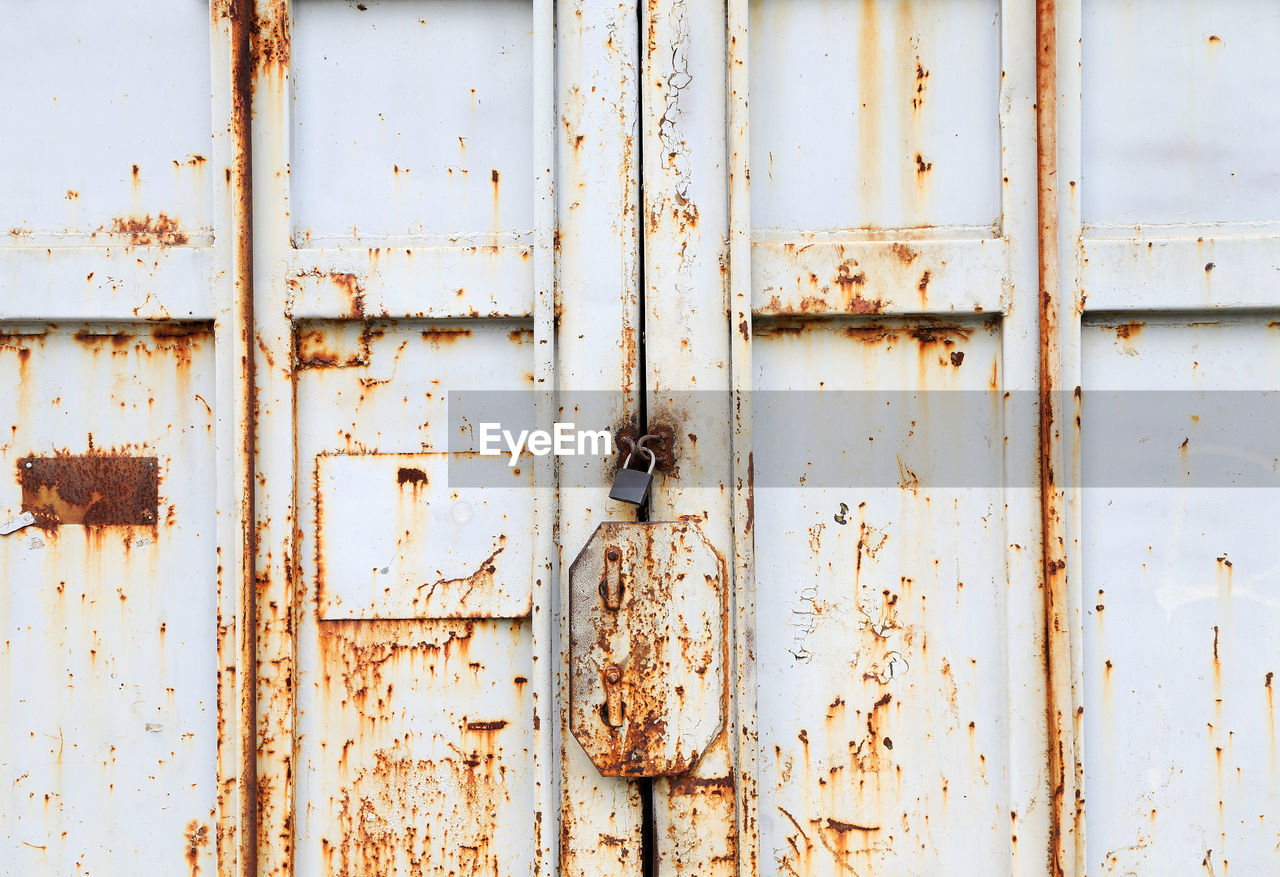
608, 467, 653, 505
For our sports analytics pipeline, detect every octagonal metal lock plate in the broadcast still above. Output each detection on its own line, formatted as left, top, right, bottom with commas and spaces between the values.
568, 521, 727, 777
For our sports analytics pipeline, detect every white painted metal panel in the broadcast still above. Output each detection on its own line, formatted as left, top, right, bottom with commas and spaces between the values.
251, 0, 557, 871
553, 1, 647, 873
316, 452, 533, 620
744, 2, 1049, 876
1082, 0, 1280, 228
753, 319, 1017, 876
0, 0, 215, 242
749, 0, 1002, 232
1080, 317, 1280, 875
0, 325, 218, 876
1066, 1, 1280, 874
291, 0, 534, 244
0, 3, 250, 875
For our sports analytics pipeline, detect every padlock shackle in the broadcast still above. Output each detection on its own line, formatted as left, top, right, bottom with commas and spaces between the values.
622, 441, 656, 474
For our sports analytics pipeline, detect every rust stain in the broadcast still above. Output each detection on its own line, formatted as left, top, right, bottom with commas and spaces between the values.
185, 821, 209, 875
914, 153, 933, 175
395, 467, 427, 487
909, 325, 971, 346
19, 453, 160, 529
251, 0, 290, 72
911, 60, 930, 111
420, 327, 473, 343
667, 773, 735, 795
106, 213, 189, 246
290, 269, 366, 318
414, 538, 506, 611
890, 243, 917, 264
465, 719, 509, 732
311, 620, 520, 875
613, 423, 677, 473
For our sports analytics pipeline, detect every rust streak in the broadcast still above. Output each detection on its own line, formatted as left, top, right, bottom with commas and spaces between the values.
1037, 3, 1075, 877
107, 213, 189, 246
250, 0, 290, 73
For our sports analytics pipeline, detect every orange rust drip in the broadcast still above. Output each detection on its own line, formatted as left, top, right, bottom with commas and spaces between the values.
1036, 2, 1073, 877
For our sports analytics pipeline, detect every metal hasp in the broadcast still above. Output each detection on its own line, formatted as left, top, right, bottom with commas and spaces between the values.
569, 521, 727, 777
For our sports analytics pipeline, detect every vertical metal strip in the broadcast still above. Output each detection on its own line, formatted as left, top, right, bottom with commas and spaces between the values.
641, 0, 738, 872
217, 2, 258, 875
1053, 1, 1086, 874
556, 1, 646, 873
531, 1, 558, 874
725, 0, 759, 875
249, 2, 296, 875
997, 3, 1056, 875
1036, 1, 1079, 876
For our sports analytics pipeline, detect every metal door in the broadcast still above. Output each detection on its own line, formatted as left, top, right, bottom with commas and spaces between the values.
1053, 1, 1280, 874
247, 2, 1055, 874
5, 2, 1277, 876
0, 2, 251, 875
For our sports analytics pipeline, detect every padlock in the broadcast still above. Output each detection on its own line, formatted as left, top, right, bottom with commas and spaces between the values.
609, 440, 655, 505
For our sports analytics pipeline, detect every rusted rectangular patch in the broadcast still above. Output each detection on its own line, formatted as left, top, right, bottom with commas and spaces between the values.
19, 455, 159, 526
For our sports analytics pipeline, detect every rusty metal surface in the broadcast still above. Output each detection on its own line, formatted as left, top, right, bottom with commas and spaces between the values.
554, 0, 647, 873
640, 0, 740, 872
0, 324, 218, 875
6, 1, 1275, 874
727, 0, 761, 873
569, 522, 727, 777
20, 453, 160, 528
1037, 4, 1077, 877
292, 321, 539, 875
307, 617, 533, 877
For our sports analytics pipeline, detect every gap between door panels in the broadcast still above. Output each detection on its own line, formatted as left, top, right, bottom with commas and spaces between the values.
634, 2, 657, 875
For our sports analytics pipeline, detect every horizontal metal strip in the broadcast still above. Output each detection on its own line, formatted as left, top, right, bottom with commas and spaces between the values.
0, 247, 218, 320
1, 230, 216, 249
1083, 220, 1280, 241
292, 230, 533, 249
1082, 235, 1280, 311
287, 245, 534, 319
752, 237, 1008, 317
